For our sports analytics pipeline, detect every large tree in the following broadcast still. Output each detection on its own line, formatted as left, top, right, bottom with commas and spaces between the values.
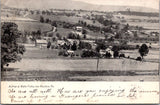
1, 22, 25, 69
138, 44, 149, 59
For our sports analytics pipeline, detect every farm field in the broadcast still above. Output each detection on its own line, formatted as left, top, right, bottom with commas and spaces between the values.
2, 70, 159, 81
5, 45, 159, 72
2, 45, 159, 81
126, 22, 159, 30
28, 14, 103, 27
22, 45, 60, 59
115, 14, 159, 20
6, 57, 159, 72
21, 44, 159, 61
15, 21, 52, 33
1, 16, 37, 22
113, 14, 159, 30
120, 49, 159, 63
1, 16, 53, 33
55, 27, 73, 37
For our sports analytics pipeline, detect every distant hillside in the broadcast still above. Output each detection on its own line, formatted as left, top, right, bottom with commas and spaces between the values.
1, 0, 159, 12
117, 11, 159, 17
1, 3, 10, 9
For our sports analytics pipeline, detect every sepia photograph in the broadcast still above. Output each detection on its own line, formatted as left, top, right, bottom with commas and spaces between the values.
1, 0, 159, 81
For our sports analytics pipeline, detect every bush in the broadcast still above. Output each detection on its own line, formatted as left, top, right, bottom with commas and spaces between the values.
96, 43, 106, 52
79, 41, 92, 50
81, 50, 99, 58
113, 51, 119, 58
68, 33, 80, 39
105, 52, 112, 58
40, 16, 44, 23
136, 45, 140, 49
71, 43, 77, 51
119, 54, 125, 58
139, 44, 149, 58
136, 56, 142, 61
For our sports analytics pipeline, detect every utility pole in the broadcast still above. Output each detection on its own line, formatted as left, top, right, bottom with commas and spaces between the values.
96, 57, 99, 71
96, 24, 101, 72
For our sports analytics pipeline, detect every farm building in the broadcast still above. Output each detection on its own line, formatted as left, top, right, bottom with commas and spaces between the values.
35, 39, 48, 48
57, 40, 66, 46
71, 31, 83, 36
67, 39, 80, 45
105, 47, 114, 58
99, 47, 114, 58
75, 26, 83, 32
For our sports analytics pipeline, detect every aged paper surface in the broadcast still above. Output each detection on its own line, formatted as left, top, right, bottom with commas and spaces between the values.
1, 82, 160, 104
1, 0, 160, 104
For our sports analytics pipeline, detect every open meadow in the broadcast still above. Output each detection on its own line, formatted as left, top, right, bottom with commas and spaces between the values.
2, 45, 159, 81
15, 21, 52, 32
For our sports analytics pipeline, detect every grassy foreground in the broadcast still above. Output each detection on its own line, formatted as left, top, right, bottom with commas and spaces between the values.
1, 69, 159, 81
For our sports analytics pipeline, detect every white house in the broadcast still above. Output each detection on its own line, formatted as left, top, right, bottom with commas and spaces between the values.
76, 26, 83, 32
67, 50, 75, 55
35, 39, 47, 48
106, 47, 113, 58
57, 40, 66, 46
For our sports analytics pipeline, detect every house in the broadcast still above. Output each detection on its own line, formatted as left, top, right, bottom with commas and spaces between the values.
113, 40, 120, 44
35, 39, 47, 48
98, 47, 114, 58
75, 26, 83, 32
99, 49, 106, 57
67, 50, 75, 55
105, 47, 113, 58
71, 31, 83, 36
57, 40, 66, 46
67, 39, 80, 45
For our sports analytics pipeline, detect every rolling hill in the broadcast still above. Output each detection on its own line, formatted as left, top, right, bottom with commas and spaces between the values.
1, 0, 158, 12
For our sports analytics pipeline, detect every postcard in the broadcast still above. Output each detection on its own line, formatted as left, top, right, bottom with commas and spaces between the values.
1, 0, 159, 104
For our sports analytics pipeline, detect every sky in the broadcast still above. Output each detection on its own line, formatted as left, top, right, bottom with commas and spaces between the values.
73, 0, 159, 9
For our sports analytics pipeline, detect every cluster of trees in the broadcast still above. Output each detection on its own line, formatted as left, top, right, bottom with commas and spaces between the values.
78, 20, 101, 32
146, 19, 159, 23
1, 22, 26, 69
118, 11, 159, 17
39, 16, 119, 38
30, 9, 76, 17
79, 41, 92, 50
62, 41, 92, 51
55, 33, 62, 40
31, 29, 42, 40
40, 16, 75, 29
80, 43, 149, 59
96, 16, 116, 26
67, 33, 80, 39
41, 10, 76, 17
93, 14, 113, 20
133, 37, 159, 42
67, 30, 87, 40
62, 22, 75, 29
138, 44, 149, 59
40, 16, 52, 23
81, 50, 99, 58
78, 20, 121, 34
